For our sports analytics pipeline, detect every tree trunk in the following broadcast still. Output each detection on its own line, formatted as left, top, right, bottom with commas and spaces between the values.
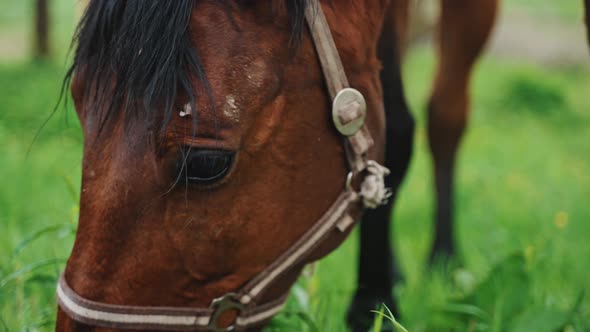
34, 0, 50, 58
585, 0, 590, 47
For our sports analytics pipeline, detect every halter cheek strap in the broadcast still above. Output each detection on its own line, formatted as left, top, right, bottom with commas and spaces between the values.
57, 1, 390, 331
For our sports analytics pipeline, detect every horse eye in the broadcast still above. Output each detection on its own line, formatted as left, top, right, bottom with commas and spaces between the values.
176, 149, 235, 185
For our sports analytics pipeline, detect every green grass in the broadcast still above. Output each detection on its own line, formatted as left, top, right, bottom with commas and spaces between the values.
0, 61, 80, 329
1, 0, 589, 331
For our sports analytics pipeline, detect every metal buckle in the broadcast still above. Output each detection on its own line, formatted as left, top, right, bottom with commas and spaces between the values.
345, 171, 354, 191
208, 293, 245, 332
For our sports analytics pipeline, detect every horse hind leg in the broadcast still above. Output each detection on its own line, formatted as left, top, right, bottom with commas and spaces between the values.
347, 1, 415, 331
585, 0, 590, 46
428, 0, 498, 261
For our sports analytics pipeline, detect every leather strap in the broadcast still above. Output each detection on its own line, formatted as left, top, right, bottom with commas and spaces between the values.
57, 276, 213, 331
57, 0, 388, 330
304, 2, 348, 99
305, 2, 374, 171
58, 275, 288, 331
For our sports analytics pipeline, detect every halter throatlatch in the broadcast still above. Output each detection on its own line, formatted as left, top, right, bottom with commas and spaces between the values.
57, 0, 390, 330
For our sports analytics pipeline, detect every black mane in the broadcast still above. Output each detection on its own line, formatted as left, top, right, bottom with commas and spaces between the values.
65, 0, 309, 134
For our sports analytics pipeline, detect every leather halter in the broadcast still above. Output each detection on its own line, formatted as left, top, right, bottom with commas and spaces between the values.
57, 1, 390, 331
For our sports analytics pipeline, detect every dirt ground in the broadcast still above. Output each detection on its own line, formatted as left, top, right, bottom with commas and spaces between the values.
0, 31, 27, 60
487, 9, 588, 66
407, 5, 589, 67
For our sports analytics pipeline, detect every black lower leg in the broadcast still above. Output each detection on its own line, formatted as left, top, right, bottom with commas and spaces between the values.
347, 6, 415, 331
427, 99, 464, 262
347, 203, 398, 332
430, 157, 456, 261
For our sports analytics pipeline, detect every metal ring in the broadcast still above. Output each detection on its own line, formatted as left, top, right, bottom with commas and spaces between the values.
208, 293, 245, 332
345, 172, 354, 191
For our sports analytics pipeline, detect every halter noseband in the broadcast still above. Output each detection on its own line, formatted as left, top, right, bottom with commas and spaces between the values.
57, 1, 390, 330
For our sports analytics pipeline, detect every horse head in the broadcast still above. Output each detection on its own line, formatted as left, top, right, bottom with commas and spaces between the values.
57, 1, 388, 330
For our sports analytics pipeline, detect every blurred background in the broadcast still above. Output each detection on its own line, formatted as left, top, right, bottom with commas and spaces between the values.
0, 0, 589, 331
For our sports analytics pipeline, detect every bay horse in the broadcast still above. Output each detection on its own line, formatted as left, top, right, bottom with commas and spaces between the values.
54, 0, 508, 331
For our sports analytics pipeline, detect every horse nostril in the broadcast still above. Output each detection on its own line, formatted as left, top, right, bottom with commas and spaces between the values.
177, 148, 235, 185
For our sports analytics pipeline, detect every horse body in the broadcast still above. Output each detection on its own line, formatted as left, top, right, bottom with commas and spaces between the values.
56, 0, 522, 330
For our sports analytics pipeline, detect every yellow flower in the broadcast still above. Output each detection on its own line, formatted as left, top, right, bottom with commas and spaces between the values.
524, 245, 535, 260
554, 211, 569, 230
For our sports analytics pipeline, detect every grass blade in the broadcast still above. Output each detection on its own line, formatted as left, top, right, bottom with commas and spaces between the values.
372, 307, 385, 332
439, 303, 490, 321
10, 224, 71, 259
0, 315, 8, 332
372, 304, 409, 332
0, 258, 66, 288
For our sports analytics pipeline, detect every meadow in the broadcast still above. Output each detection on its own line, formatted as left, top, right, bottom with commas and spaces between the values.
1, 1, 589, 331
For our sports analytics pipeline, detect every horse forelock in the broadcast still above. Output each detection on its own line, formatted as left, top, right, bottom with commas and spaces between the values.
65, 0, 310, 136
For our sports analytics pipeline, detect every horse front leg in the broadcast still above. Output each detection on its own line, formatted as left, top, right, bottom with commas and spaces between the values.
347, 1, 415, 330
427, 0, 498, 262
